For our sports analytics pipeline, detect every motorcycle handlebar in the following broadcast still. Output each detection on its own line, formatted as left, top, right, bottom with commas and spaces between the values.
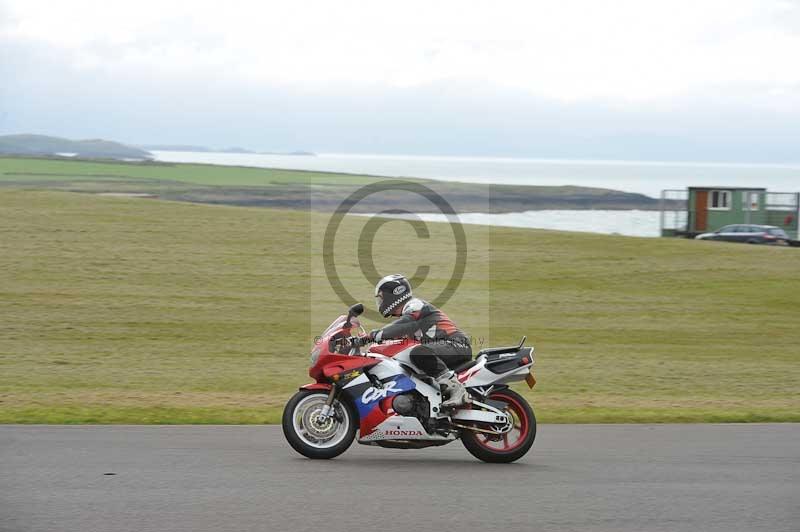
332, 335, 369, 352
349, 335, 371, 347
331, 335, 376, 355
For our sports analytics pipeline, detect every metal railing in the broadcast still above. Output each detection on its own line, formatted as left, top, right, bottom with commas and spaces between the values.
659, 189, 688, 235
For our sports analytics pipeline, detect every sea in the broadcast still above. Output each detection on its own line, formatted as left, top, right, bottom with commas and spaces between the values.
152, 151, 800, 237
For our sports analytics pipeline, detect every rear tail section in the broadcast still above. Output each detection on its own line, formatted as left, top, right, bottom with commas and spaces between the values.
458, 338, 535, 389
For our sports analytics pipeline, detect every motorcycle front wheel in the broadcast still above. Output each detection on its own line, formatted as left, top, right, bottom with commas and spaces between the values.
282, 390, 357, 459
460, 389, 536, 463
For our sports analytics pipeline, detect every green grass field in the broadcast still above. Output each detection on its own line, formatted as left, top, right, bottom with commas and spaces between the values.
1, 189, 798, 424
0, 155, 384, 186
0, 156, 664, 213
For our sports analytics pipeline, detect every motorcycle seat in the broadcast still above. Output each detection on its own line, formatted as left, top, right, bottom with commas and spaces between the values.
476, 336, 528, 359
477, 345, 522, 358
453, 358, 479, 373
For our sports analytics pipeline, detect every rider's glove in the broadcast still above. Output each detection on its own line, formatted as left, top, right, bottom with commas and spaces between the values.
369, 329, 384, 344
351, 335, 371, 347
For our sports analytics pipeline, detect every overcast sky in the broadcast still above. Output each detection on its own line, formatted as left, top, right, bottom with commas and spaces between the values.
1, 0, 799, 161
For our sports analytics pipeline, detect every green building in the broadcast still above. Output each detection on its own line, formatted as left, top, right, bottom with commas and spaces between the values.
660, 187, 800, 239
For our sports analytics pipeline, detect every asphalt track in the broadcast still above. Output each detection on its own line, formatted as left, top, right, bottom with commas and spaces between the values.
1, 424, 797, 532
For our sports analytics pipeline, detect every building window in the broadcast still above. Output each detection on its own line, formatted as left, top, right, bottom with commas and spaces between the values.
742, 191, 759, 211
709, 190, 731, 210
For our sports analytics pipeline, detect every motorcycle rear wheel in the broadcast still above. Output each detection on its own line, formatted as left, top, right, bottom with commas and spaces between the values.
460, 389, 536, 463
282, 390, 357, 459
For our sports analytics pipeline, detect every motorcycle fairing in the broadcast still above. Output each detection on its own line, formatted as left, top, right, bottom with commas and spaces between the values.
356, 373, 416, 418
338, 354, 447, 440
300, 382, 332, 391
359, 416, 453, 443
458, 347, 535, 388
362, 355, 443, 419
341, 372, 415, 436
368, 340, 415, 357
322, 357, 379, 380
381, 345, 426, 375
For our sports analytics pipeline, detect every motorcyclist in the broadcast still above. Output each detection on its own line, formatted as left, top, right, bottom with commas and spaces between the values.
367, 274, 472, 408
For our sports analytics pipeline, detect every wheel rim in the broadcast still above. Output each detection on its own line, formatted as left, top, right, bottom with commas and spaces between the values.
474, 393, 529, 452
291, 394, 351, 449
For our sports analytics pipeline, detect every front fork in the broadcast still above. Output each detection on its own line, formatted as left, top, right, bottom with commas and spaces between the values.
317, 384, 338, 422
318, 366, 379, 422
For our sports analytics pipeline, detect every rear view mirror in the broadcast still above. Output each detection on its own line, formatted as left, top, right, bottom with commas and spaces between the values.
349, 303, 364, 317
344, 303, 364, 328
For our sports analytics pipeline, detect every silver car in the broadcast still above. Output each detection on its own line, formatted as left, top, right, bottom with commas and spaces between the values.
695, 224, 790, 245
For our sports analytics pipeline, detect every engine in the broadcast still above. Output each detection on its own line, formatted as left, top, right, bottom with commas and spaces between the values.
392, 393, 416, 416
389, 391, 446, 440
392, 392, 429, 420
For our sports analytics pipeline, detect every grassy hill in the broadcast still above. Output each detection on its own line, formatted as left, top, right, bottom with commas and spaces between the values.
0, 135, 151, 160
0, 189, 797, 424
0, 156, 667, 211
0, 155, 379, 186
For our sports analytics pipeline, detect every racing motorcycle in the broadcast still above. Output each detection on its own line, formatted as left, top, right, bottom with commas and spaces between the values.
282, 303, 537, 463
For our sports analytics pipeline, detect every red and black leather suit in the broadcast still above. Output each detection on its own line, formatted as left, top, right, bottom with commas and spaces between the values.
371, 298, 472, 377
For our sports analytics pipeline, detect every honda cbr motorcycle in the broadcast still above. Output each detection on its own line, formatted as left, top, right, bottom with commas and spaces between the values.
282, 303, 537, 463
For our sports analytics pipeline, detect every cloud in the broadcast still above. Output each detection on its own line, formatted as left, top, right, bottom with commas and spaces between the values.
2, 0, 800, 105
0, 0, 798, 161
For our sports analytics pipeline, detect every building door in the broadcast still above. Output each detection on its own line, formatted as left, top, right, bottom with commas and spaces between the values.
695, 190, 708, 231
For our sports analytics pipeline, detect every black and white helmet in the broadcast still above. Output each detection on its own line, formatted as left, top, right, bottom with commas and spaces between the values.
374, 274, 412, 317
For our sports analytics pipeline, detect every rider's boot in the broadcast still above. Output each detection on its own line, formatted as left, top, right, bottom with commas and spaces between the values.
436, 371, 470, 409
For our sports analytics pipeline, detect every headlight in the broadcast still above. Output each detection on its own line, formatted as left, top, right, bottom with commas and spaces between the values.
310, 345, 321, 364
